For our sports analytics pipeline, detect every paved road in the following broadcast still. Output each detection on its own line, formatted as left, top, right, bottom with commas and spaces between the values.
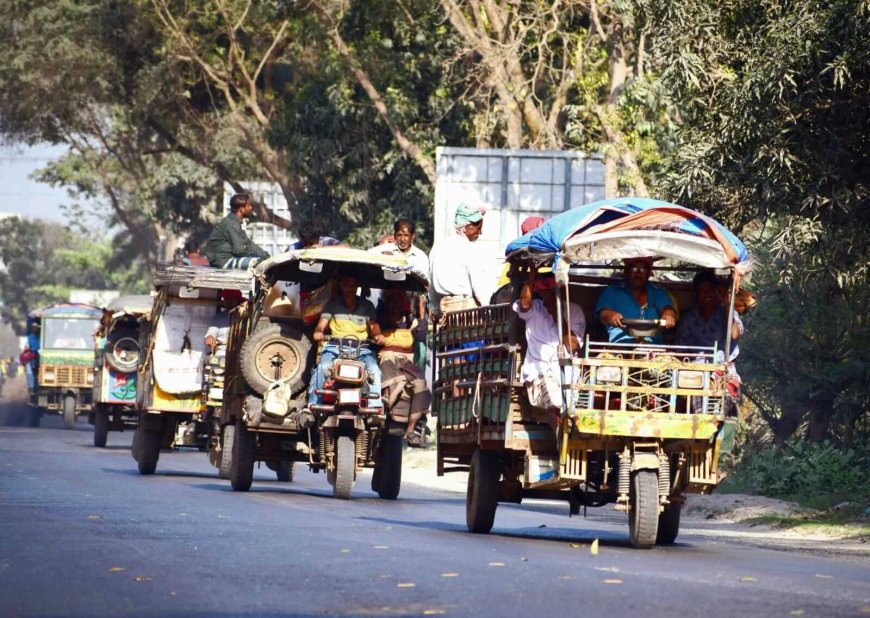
1, 379, 868, 617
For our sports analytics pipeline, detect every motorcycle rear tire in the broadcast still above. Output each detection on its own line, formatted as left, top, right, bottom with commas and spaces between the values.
333, 435, 355, 500
376, 434, 403, 500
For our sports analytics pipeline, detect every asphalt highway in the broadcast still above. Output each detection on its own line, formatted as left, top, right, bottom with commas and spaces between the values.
1, 379, 868, 617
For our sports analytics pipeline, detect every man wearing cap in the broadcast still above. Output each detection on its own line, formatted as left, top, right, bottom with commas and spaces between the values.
429, 203, 498, 318
595, 257, 677, 344
514, 267, 586, 427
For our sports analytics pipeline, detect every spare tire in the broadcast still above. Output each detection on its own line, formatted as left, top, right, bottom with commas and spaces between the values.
105, 336, 140, 373
239, 322, 311, 395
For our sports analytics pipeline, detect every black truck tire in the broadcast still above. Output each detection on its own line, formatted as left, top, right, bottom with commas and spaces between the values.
466, 449, 500, 533
238, 322, 311, 395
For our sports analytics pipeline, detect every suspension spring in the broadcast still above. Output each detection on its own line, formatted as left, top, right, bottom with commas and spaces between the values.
318, 428, 328, 463
617, 450, 630, 503
356, 431, 368, 465
658, 453, 671, 502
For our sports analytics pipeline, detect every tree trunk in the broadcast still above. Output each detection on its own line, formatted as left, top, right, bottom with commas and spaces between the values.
805, 393, 834, 442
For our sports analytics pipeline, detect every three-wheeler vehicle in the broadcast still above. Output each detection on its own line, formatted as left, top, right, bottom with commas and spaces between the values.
435, 197, 751, 548
26, 303, 102, 428
131, 265, 253, 475
90, 295, 153, 447
218, 247, 426, 499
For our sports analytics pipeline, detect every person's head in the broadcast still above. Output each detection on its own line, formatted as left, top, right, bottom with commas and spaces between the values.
521, 216, 545, 234
534, 276, 558, 310
623, 257, 655, 290
230, 193, 253, 219
337, 274, 359, 297
393, 219, 416, 252
454, 203, 486, 241
297, 220, 325, 248
219, 289, 244, 311
383, 288, 410, 318
183, 238, 200, 255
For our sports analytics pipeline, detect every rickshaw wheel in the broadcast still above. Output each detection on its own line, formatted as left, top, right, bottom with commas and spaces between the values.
136, 427, 160, 475
93, 407, 109, 448
333, 435, 356, 500
376, 434, 403, 500
628, 470, 659, 549
63, 395, 76, 429
219, 423, 235, 480
656, 500, 682, 545
229, 420, 255, 492
466, 448, 500, 534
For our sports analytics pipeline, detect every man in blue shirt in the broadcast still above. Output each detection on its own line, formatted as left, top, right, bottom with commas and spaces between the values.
595, 257, 677, 343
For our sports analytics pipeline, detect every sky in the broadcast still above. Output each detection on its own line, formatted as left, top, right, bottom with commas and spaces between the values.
0, 143, 73, 223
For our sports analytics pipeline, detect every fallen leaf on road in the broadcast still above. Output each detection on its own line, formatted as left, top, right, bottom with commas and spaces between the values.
109, 567, 126, 572
595, 567, 619, 573
169, 592, 176, 597
814, 574, 832, 579
441, 573, 459, 578
521, 557, 528, 562
603, 579, 622, 584
340, 549, 350, 553
86, 515, 101, 521
488, 562, 505, 567
590, 539, 599, 555
569, 543, 583, 549
423, 611, 445, 616
217, 514, 228, 519
740, 576, 757, 582
789, 610, 804, 616
374, 545, 389, 549
133, 576, 152, 582
397, 582, 415, 588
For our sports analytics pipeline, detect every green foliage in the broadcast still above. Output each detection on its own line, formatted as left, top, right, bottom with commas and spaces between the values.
731, 438, 870, 501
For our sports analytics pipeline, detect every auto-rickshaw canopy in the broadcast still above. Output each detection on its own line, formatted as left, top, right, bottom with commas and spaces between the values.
254, 247, 428, 292
28, 303, 102, 320
104, 295, 153, 318
505, 198, 751, 279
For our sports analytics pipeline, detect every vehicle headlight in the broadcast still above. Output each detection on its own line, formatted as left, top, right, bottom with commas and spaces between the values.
336, 362, 363, 381
86, 372, 94, 384
677, 370, 705, 389
595, 366, 622, 384
338, 389, 361, 405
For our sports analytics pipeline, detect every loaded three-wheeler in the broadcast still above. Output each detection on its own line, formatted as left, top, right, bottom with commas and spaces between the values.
435, 197, 751, 548
131, 265, 252, 475
218, 247, 427, 499
90, 295, 153, 447
26, 303, 102, 428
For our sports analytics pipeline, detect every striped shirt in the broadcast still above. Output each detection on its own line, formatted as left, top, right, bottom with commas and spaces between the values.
321, 295, 377, 340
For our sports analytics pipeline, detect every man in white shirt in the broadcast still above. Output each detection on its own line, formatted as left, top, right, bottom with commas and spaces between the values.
429, 203, 498, 318
513, 267, 586, 427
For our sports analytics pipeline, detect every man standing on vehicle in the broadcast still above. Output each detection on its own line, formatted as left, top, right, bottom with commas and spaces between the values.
596, 257, 677, 343
203, 193, 270, 269
429, 203, 497, 320
305, 274, 387, 418
514, 267, 586, 429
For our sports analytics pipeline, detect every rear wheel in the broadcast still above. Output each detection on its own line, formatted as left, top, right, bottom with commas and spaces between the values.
219, 424, 235, 480
628, 470, 659, 549
275, 460, 294, 483
93, 408, 109, 447
466, 449, 500, 533
62, 395, 76, 429
333, 435, 356, 500
137, 426, 160, 475
656, 500, 682, 545
376, 434, 403, 500
229, 420, 255, 491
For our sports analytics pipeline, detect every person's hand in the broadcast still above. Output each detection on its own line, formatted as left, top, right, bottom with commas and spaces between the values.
605, 311, 625, 328
660, 309, 676, 329
204, 335, 217, 351
313, 331, 324, 343
373, 334, 386, 346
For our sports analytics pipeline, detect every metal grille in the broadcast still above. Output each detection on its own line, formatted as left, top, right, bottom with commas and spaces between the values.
42, 365, 90, 387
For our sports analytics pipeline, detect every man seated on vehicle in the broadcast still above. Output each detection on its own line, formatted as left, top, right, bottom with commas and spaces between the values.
286, 220, 346, 251
204, 289, 245, 356
377, 288, 431, 447
514, 267, 586, 429
676, 269, 744, 407
203, 193, 270, 269
306, 274, 387, 415
595, 257, 677, 344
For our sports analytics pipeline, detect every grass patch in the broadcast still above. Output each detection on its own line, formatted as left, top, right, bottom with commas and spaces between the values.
745, 512, 870, 540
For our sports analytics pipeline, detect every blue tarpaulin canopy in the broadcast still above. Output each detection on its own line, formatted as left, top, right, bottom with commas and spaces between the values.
505, 197, 751, 275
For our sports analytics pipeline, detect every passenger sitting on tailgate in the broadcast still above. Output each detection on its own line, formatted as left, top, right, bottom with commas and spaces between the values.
377, 288, 431, 447
514, 267, 586, 429
305, 274, 386, 415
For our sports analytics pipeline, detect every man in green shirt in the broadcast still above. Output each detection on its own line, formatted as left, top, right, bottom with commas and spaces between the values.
203, 193, 271, 269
